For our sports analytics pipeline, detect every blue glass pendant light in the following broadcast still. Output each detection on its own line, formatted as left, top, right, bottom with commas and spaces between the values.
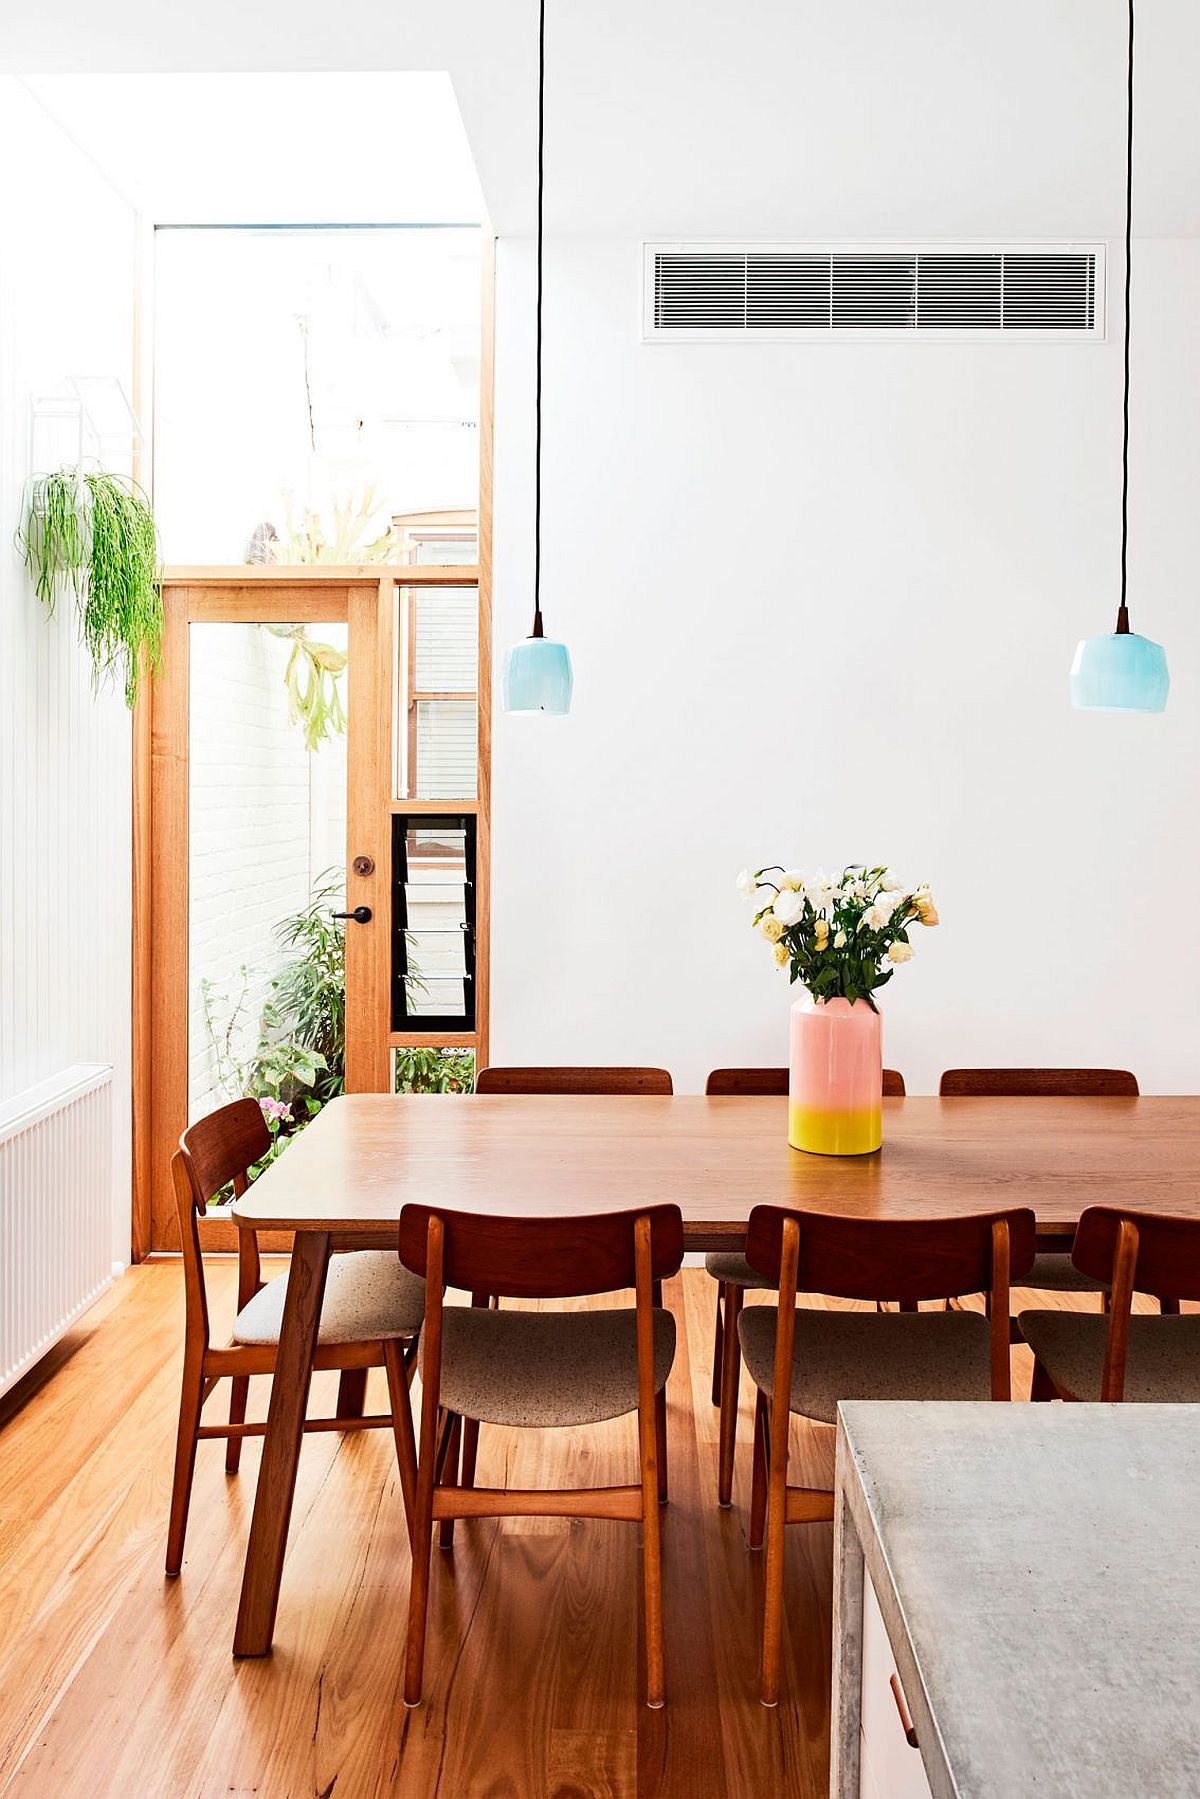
1071, 0, 1168, 714
502, 0, 573, 715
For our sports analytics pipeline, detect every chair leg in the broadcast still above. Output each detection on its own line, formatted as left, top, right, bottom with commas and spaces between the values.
460, 1416, 480, 1490
403, 1437, 437, 1707
224, 1375, 250, 1474
1030, 1357, 1057, 1402
655, 1388, 669, 1504
638, 1394, 666, 1708
438, 1413, 462, 1549
760, 1416, 789, 1707
336, 1366, 369, 1419
717, 1284, 743, 1508
711, 1284, 725, 1407
166, 1351, 206, 1576
382, 1338, 419, 1540
748, 1389, 769, 1551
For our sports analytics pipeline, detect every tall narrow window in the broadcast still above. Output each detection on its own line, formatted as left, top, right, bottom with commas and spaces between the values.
392, 814, 476, 1032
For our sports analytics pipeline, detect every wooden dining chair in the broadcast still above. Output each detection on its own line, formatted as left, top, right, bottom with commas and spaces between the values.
939, 1067, 1142, 1306
703, 1065, 906, 1507
475, 1065, 674, 1095
1021, 1207, 1200, 1401
166, 1098, 423, 1576
738, 1203, 1035, 1705
397, 1202, 683, 1709
704, 1067, 906, 1099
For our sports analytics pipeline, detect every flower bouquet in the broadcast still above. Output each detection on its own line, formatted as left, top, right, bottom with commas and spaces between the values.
737, 863, 938, 1154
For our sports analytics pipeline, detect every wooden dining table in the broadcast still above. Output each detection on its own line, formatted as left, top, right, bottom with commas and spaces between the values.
228, 1090, 1200, 1655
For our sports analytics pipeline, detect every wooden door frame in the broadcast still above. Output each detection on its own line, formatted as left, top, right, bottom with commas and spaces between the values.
131, 237, 495, 1259
134, 564, 487, 1256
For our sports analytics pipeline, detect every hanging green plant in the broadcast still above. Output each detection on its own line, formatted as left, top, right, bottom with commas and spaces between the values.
18, 468, 163, 707
262, 624, 348, 750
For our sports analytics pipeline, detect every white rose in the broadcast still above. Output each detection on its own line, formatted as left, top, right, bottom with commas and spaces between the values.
736, 868, 758, 900
773, 887, 805, 927
833, 929, 847, 949
861, 902, 887, 931
805, 869, 836, 914
779, 868, 804, 891
887, 941, 914, 964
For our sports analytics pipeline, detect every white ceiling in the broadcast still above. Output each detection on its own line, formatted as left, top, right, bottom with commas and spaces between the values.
5, 1, 1200, 240
22, 74, 483, 223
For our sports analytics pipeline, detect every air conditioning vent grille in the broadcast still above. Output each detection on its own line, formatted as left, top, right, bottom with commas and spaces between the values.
645, 245, 1102, 339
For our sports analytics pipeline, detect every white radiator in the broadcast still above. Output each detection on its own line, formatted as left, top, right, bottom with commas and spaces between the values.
0, 1063, 114, 1400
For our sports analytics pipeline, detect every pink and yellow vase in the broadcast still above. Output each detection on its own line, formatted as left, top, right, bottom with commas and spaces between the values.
788, 993, 882, 1155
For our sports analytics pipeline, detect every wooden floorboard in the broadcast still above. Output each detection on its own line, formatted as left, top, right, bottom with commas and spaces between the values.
0, 1262, 1141, 1798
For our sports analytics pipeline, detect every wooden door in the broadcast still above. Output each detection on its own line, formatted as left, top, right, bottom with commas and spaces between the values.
136, 566, 480, 1253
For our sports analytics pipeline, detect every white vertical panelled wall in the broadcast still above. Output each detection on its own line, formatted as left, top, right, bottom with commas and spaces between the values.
0, 79, 136, 1263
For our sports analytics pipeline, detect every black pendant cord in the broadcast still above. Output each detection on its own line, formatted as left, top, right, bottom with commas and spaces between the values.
531, 0, 546, 640
1116, 0, 1134, 635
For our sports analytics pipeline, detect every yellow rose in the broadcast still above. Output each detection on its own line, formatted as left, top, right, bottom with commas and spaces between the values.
813, 918, 830, 950
761, 915, 784, 942
888, 940, 914, 964
915, 893, 939, 927
773, 941, 790, 966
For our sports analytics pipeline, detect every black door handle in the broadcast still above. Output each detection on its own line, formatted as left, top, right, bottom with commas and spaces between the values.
332, 906, 372, 925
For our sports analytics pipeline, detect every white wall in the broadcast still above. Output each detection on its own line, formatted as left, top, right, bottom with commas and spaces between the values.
489, 232, 1200, 1093
0, 79, 136, 1259
4, 1, 1200, 1105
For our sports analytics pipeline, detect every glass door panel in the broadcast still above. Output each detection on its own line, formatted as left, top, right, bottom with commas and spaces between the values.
187, 619, 348, 1130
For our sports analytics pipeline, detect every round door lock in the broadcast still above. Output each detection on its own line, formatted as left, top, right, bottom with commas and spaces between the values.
352, 854, 375, 877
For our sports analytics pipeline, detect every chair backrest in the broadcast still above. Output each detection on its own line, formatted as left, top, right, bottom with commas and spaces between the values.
408, 1206, 680, 1479
178, 1097, 271, 1208
745, 1205, 1035, 1404
1071, 1206, 1200, 1401
475, 1065, 673, 1095
939, 1067, 1139, 1098
705, 1066, 906, 1097
173, 1099, 271, 1345
744, 1205, 1037, 1305
398, 1203, 685, 1299
1074, 1205, 1200, 1302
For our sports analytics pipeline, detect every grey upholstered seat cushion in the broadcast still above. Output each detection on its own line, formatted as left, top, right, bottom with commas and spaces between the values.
233, 1250, 425, 1345
1019, 1311, 1200, 1402
705, 1251, 777, 1289
737, 1306, 994, 1426
1015, 1252, 1105, 1295
424, 1305, 676, 1428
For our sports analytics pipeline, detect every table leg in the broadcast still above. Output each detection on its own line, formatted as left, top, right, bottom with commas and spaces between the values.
233, 1229, 331, 1656
829, 1484, 865, 1798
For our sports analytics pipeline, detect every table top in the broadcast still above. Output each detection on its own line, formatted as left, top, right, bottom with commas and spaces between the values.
230, 1092, 1200, 1246
837, 1401, 1200, 1797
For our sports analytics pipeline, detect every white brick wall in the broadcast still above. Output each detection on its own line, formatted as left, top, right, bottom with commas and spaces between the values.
187, 622, 347, 1120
